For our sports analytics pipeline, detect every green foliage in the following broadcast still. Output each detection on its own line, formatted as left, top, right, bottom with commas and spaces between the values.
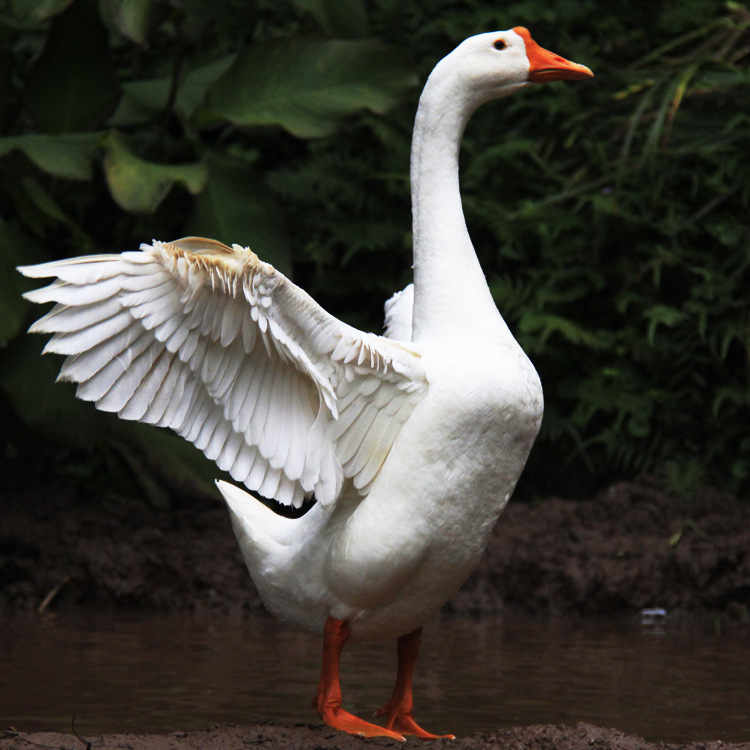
102, 129, 208, 213
0, 133, 99, 180
22, 1, 119, 133
199, 37, 416, 137
1, 0, 749, 502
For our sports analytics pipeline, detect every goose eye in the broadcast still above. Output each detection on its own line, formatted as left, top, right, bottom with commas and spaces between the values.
493, 39, 506, 50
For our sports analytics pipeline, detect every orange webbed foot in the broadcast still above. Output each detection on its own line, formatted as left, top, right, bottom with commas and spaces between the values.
314, 618, 451, 741
314, 618, 405, 741
374, 702, 455, 740
372, 627, 456, 740
316, 700, 406, 741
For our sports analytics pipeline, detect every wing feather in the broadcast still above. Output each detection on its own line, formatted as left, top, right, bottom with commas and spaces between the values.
30, 296, 123, 334
44, 309, 133, 356
19, 238, 428, 507
59, 322, 151, 384
252, 357, 277, 451
258, 466, 282, 500
94, 343, 161, 413
384, 284, 414, 341
23, 278, 121, 306
181, 390, 212, 443
118, 277, 175, 306
119, 348, 173, 420
74, 329, 151, 404
19, 255, 124, 283
205, 417, 231, 462
194, 404, 222, 452
285, 384, 308, 481
231, 442, 257, 484
337, 402, 378, 467
162, 368, 199, 430
246, 447, 268, 489
218, 430, 243, 474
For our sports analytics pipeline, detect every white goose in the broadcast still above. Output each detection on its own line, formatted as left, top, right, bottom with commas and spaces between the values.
20, 27, 591, 741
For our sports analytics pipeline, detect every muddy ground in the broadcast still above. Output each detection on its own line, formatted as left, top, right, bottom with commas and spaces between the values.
1, 472, 749, 749
2, 474, 748, 617
0, 721, 745, 750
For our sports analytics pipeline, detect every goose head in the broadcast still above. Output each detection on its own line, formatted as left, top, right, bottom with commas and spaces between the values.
426, 26, 593, 108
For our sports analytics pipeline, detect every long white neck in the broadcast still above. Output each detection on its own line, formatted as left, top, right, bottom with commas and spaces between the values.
410, 72, 517, 343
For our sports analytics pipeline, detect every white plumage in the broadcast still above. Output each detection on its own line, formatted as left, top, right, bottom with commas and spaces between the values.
22, 239, 426, 508
20, 27, 592, 740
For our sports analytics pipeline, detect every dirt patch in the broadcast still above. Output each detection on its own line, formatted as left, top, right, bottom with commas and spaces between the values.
452, 480, 750, 617
1, 470, 748, 617
1, 722, 743, 750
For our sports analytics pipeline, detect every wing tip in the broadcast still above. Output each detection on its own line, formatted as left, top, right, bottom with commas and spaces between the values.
18, 263, 55, 279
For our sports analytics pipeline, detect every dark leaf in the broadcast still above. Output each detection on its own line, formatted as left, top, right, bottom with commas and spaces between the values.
23, 0, 119, 133
103, 130, 207, 214
0, 132, 100, 180
199, 37, 417, 138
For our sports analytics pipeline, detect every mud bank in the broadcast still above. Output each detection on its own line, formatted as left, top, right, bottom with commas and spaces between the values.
2, 475, 748, 617
1, 722, 744, 750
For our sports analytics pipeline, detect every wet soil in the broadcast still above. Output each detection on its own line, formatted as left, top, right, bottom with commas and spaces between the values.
2, 472, 749, 749
1, 722, 745, 750
2, 474, 748, 617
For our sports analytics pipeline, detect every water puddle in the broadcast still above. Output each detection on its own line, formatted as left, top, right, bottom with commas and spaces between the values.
1, 611, 747, 743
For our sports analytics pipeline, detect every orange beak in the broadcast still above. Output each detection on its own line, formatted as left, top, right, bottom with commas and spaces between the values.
513, 26, 594, 83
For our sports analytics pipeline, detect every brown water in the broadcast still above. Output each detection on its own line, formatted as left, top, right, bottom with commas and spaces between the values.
1, 611, 748, 743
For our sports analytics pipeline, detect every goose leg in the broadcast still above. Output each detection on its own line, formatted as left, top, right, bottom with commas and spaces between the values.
375, 628, 456, 739
313, 617, 406, 741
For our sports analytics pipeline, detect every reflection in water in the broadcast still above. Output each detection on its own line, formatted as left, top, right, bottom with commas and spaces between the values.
1, 611, 748, 742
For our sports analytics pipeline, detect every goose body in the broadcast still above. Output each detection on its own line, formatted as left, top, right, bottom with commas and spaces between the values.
224, 327, 541, 641
19, 27, 591, 740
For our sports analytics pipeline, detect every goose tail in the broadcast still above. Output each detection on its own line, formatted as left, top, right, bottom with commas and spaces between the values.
216, 479, 296, 568
216, 479, 329, 631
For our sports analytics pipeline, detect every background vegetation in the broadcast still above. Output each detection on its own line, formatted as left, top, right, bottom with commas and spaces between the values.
1, 0, 749, 504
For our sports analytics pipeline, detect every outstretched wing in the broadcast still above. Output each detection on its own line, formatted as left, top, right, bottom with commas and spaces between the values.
19, 238, 427, 507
